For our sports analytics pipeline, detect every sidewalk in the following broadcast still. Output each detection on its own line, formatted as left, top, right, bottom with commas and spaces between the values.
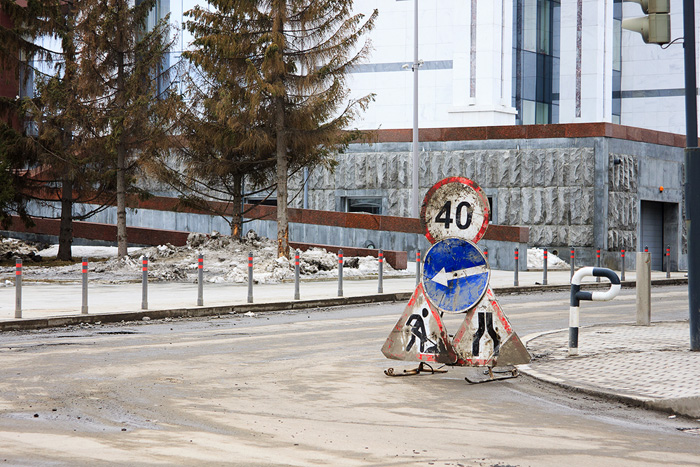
520, 322, 700, 419
0, 268, 686, 324
0, 267, 696, 419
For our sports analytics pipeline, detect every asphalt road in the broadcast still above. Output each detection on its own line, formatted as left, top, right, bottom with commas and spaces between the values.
0, 285, 697, 466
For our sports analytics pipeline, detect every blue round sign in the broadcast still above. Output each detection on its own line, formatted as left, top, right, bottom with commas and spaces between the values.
422, 237, 490, 313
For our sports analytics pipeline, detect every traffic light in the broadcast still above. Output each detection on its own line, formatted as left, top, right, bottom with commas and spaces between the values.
622, 0, 671, 45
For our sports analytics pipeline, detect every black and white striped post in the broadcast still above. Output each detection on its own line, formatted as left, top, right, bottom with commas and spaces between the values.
514, 247, 519, 286
197, 253, 204, 306
141, 255, 148, 310
569, 267, 621, 356
338, 249, 344, 297
14, 257, 22, 319
81, 258, 89, 314
378, 249, 384, 294
294, 249, 301, 300
247, 252, 253, 304
666, 245, 671, 278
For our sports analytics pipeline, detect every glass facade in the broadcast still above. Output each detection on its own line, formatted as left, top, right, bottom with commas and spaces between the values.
612, 0, 622, 124
512, 0, 560, 125
139, 0, 173, 97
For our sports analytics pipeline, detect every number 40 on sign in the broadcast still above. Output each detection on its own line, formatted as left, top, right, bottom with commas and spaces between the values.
420, 177, 490, 245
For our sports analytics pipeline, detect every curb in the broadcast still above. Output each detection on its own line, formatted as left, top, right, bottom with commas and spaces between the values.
496, 277, 687, 294
0, 277, 688, 332
0, 291, 413, 332
519, 322, 700, 419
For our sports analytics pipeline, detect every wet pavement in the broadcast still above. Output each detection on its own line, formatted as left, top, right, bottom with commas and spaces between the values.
1, 266, 697, 419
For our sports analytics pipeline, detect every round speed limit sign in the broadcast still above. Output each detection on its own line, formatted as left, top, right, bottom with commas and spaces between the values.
420, 177, 490, 244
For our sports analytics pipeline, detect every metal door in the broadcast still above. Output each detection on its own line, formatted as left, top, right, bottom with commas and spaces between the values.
640, 201, 663, 270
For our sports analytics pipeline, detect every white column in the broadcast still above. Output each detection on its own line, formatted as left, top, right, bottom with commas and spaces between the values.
560, 0, 613, 123
448, 0, 516, 126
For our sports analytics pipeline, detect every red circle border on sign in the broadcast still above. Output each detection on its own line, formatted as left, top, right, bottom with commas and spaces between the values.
419, 176, 490, 244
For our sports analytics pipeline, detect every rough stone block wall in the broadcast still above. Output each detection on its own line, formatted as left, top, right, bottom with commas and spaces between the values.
607, 153, 638, 251
682, 161, 687, 254
296, 146, 597, 248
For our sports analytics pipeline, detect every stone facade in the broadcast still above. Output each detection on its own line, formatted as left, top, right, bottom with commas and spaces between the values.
294, 146, 599, 248
290, 128, 686, 270
607, 153, 638, 251
21, 123, 686, 271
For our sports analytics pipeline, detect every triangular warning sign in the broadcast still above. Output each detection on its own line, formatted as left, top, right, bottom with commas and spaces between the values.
451, 287, 530, 367
382, 283, 457, 364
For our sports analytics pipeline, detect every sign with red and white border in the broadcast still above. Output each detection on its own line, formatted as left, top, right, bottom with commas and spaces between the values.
381, 283, 457, 364
451, 288, 530, 367
420, 177, 490, 245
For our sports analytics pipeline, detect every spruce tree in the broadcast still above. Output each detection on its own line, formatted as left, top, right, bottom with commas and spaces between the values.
74, 0, 177, 257
0, 0, 94, 260
1, 0, 173, 260
149, 60, 276, 239
15, 0, 97, 261
185, 0, 377, 257
0, 0, 64, 230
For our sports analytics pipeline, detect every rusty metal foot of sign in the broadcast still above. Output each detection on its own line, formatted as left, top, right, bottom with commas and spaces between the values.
384, 362, 448, 377
464, 366, 520, 384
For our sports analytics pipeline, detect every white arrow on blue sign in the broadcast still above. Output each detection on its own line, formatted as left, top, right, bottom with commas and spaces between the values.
422, 237, 490, 313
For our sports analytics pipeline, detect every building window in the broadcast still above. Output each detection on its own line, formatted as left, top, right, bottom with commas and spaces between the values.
513, 0, 560, 125
487, 196, 497, 225
245, 197, 277, 207
343, 197, 383, 215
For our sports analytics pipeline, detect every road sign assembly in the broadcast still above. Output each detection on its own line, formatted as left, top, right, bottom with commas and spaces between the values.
383, 177, 530, 382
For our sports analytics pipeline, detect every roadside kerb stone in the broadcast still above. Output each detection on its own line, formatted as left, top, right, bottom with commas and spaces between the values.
520, 321, 700, 418
0, 292, 414, 332
0, 276, 688, 332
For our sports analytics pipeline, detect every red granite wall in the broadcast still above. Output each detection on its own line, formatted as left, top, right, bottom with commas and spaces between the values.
370, 123, 685, 148
5, 216, 190, 247
14, 191, 529, 245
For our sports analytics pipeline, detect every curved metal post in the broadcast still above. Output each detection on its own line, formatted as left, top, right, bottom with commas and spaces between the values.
569, 267, 621, 356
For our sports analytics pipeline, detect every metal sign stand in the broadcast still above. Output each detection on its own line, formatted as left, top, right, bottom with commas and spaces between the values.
382, 177, 530, 383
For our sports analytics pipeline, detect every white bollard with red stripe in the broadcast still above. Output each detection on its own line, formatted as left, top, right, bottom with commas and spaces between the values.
247, 252, 253, 303
197, 253, 204, 306
82, 257, 89, 314
141, 255, 148, 310
338, 249, 344, 297
378, 249, 384, 294
15, 257, 22, 319
294, 250, 300, 300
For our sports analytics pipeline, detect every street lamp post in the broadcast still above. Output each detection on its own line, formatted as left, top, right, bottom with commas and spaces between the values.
411, 0, 420, 218
683, 0, 700, 350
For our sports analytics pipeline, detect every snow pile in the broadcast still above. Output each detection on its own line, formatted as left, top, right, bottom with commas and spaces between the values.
16, 231, 410, 284
527, 248, 569, 269
0, 237, 43, 262
1, 235, 582, 283
37, 245, 141, 258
